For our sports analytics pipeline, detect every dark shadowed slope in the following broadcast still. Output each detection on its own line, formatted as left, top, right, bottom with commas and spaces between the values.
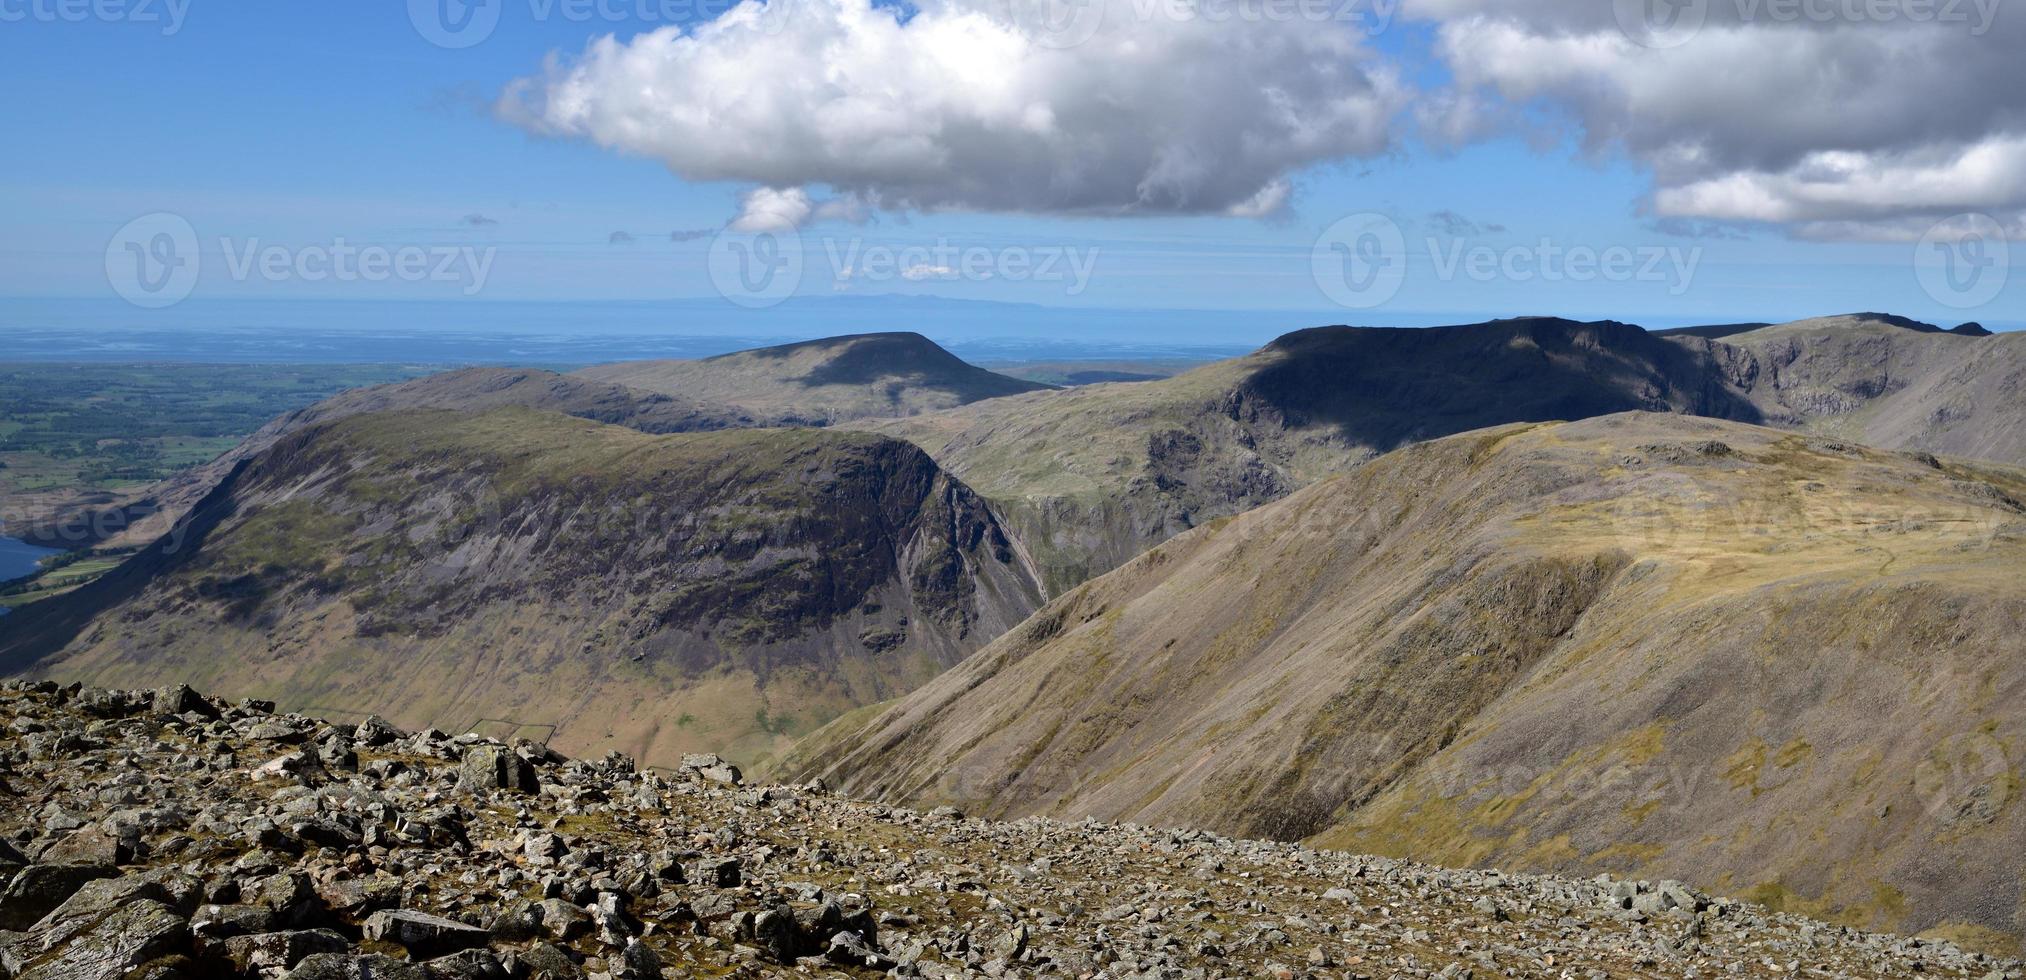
573, 332, 1054, 425
0, 407, 1042, 767
856, 317, 1763, 591
785, 412, 2026, 951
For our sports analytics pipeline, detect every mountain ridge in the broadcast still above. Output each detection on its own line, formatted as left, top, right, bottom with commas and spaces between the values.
0, 406, 1043, 766
782, 412, 2026, 949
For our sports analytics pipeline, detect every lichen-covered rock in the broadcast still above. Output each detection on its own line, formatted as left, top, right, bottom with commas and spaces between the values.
361, 910, 489, 958
455, 746, 536, 794
0, 865, 118, 931
15, 898, 186, 980
279, 952, 425, 980
218, 928, 348, 975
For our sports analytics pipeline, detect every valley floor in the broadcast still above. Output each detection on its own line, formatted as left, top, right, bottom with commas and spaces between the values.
1, 681, 2013, 979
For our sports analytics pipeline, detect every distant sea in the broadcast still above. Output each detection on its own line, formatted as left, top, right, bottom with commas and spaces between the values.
6, 297, 1968, 366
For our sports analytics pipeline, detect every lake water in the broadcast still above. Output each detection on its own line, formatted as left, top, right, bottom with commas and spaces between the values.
0, 535, 60, 586
0, 536, 61, 617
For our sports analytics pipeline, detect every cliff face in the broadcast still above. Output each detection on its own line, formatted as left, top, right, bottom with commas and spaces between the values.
785, 413, 2026, 949
1666, 315, 2026, 465
0, 407, 1042, 768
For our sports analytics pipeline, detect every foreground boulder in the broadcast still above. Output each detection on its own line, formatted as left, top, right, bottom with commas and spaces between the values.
0, 865, 119, 931
362, 910, 489, 958
454, 745, 537, 794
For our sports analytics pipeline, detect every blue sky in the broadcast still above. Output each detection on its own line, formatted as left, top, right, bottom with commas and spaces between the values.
0, 1, 2016, 344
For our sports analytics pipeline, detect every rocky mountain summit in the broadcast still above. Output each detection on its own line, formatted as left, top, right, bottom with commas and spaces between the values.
2, 682, 2016, 980
574, 334, 1053, 426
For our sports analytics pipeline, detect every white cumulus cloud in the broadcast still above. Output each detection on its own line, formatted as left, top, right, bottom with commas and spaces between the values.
499, 0, 1406, 226
1417, 1, 2026, 239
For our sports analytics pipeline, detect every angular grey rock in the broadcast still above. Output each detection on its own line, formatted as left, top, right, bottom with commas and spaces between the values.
417, 946, 506, 979
456, 745, 537, 794
191, 903, 281, 942
615, 937, 662, 980
16, 898, 186, 980
219, 928, 349, 975
247, 872, 321, 927
150, 685, 214, 718
313, 874, 400, 917
509, 943, 581, 980
828, 930, 894, 969
362, 909, 490, 958
26, 870, 197, 949
352, 716, 403, 748
535, 899, 591, 942
484, 899, 544, 942
694, 858, 740, 889
32, 826, 126, 867
280, 952, 427, 980
247, 720, 308, 743
0, 864, 119, 931
749, 906, 804, 962
679, 754, 742, 786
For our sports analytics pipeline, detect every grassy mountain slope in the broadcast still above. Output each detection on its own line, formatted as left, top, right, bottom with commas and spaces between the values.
854, 317, 1760, 591
32, 366, 759, 554
1671, 314, 2026, 464
0, 407, 1042, 767
573, 332, 1054, 425
782, 413, 2026, 949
